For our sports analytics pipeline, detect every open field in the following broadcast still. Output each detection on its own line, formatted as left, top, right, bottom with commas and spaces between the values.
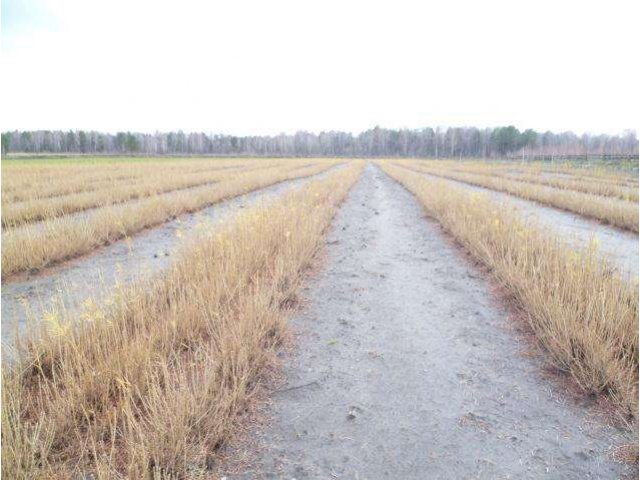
444, 160, 639, 186
2, 157, 637, 478
1, 160, 304, 227
423, 161, 639, 201
393, 163, 639, 280
538, 163, 639, 185
1, 162, 344, 346
398, 160, 639, 232
1, 159, 341, 277
2, 160, 364, 478
230, 164, 635, 478
0, 158, 301, 206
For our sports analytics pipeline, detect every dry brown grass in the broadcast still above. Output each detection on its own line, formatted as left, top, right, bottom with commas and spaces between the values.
380, 160, 638, 420
1, 160, 341, 278
1, 160, 321, 227
3, 168, 230, 227
1, 159, 233, 201
0, 158, 291, 204
1, 161, 364, 478
399, 160, 639, 232
545, 164, 638, 186
427, 161, 639, 202
463, 161, 638, 187
509, 171, 639, 201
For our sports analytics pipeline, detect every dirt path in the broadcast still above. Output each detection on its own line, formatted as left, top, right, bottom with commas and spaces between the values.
411, 168, 639, 278
230, 164, 632, 479
1, 168, 339, 345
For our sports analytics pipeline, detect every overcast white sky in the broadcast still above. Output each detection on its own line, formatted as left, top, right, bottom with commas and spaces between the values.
1, 0, 638, 135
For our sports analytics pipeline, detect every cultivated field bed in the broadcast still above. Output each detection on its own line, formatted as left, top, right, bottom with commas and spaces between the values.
427, 161, 639, 201
394, 162, 639, 278
1, 157, 637, 478
1, 161, 345, 345
229, 163, 635, 479
1, 158, 341, 277
381, 161, 638, 417
397, 160, 639, 232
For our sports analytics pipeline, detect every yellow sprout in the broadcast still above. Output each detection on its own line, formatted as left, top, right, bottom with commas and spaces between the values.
43, 310, 70, 337
567, 250, 580, 263
82, 297, 96, 310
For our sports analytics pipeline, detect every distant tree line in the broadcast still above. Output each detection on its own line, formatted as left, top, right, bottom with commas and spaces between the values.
2, 127, 638, 159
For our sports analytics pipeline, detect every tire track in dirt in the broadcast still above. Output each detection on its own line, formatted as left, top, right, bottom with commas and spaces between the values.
1, 166, 342, 346
229, 163, 632, 479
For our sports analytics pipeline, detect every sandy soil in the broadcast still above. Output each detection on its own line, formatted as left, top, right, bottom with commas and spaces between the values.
228, 164, 633, 479
416, 169, 639, 279
1, 168, 339, 345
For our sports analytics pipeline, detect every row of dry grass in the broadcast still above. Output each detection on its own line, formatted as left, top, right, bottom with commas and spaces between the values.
0, 158, 288, 204
1, 160, 341, 278
478, 162, 638, 187
509, 171, 639, 202
399, 160, 639, 232
431, 161, 639, 202
2, 168, 228, 228
1, 160, 364, 479
543, 164, 638, 186
2, 160, 320, 227
380, 160, 638, 421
